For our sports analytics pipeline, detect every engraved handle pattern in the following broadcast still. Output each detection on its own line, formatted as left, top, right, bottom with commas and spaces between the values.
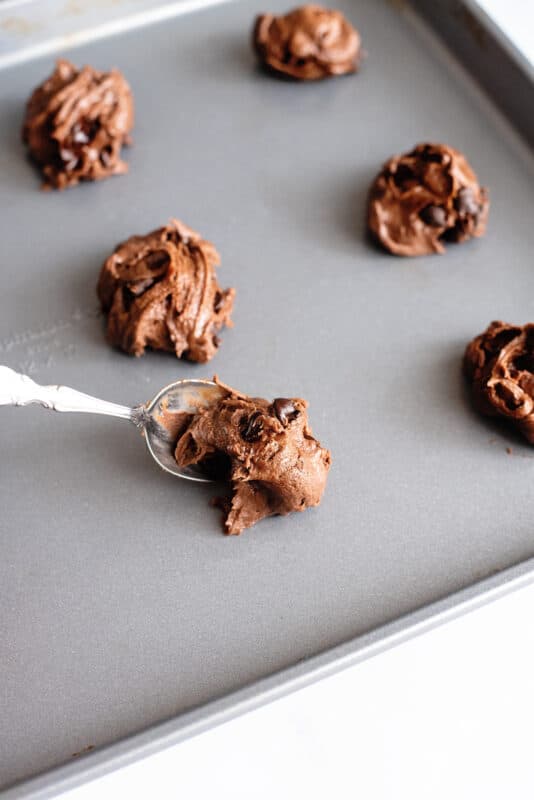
0, 365, 133, 421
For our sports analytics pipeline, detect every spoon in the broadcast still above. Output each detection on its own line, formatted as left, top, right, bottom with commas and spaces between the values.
0, 365, 225, 482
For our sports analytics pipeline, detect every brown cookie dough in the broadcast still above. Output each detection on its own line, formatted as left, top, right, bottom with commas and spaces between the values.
253, 5, 361, 81
368, 143, 489, 256
97, 220, 235, 363
174, 378, 331, 534
464, 321, 534, 443
22, 58, 133, 190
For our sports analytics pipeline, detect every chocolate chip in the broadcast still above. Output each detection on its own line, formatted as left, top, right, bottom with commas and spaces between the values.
209, 321, 222, 349
240, 411, 264, 442
514, 353, 534, 373
393, 163, 416, 189
213, 291, 223, 313
489, 328, 523, 354
494, 381, 521, 410
440, 222, 463, 242
273, 398, 299, 426
122, 286, 135, 311
454, 187, 479, 216
420, 204, 447, 227
201, 452, 232, 481
418, 146, 442, 164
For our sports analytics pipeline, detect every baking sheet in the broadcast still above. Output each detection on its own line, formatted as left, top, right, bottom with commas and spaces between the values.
1, 0, 534, 793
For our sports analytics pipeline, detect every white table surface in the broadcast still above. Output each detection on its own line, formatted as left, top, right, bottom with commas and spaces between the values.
20, 2, 534, 798
61, 580, 534, 800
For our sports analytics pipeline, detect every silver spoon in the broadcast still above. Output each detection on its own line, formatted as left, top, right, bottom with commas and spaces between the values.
0, 365, 225, 482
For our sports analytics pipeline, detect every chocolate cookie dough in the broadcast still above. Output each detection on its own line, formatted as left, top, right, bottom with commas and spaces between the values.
464, 321, 534, 443
368, 143, 489, 256
174, 379, 331, 534
253, 5, 361, 80
97, 220, 235, 363
22, 58, 133, 189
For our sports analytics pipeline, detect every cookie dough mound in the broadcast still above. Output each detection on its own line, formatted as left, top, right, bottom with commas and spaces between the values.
174, 380, 331, 534
22, 58, 133, 189
253, 4, 361, 80
464, 321, 534, 443
97, 219, 235, 363
368, 143, 489, 256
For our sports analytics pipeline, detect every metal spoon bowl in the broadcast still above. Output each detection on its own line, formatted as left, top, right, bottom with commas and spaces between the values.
140, 378, 226, 481
0, 366, 225, 482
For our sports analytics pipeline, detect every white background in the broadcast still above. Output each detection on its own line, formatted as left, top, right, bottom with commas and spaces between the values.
61, 581, 534, 800
51, 3, 534, 798
478, 0, 534, 65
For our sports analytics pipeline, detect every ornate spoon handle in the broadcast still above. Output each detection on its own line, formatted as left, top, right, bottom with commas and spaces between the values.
0, 365, 133, 421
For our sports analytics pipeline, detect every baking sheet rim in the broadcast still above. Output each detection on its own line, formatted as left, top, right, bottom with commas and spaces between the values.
4, 557, 534, 800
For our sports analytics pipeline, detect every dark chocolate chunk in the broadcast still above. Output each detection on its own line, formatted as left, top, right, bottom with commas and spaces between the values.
455, 187, 479, 217
393, 163, 416, 190
273, 398, 300, 426
515, 353, 534, 373
420, 204, 447, 227
418, 147, 443, 164
240, 411, 264, 442
121, 286, 135, 312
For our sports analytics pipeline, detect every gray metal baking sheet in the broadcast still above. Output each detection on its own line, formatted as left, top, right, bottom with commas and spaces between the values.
1, 0, 533, 793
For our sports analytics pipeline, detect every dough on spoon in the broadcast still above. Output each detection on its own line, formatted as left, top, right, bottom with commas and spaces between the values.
22, 58, 133, 190
97, 219, 235, 363
174, 378, 331, 534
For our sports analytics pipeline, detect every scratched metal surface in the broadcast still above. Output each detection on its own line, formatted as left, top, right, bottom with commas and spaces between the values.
1, 0, 534, 792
